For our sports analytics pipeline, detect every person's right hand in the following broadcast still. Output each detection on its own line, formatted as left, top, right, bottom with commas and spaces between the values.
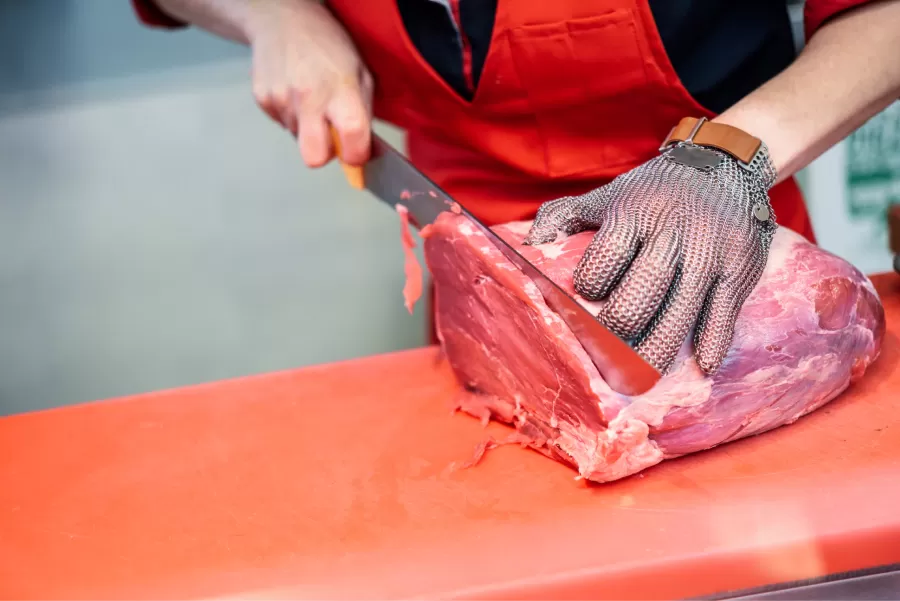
248, 1, 373, 168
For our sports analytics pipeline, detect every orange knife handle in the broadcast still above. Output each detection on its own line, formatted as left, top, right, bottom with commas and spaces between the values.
329, 126, 365, 190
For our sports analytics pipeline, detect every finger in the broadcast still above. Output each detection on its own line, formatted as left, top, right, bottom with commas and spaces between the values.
598, 226, 681, 339
524, 188, 610, 246
325, 78, 372, 165
255, 84, 291, 131
359, 66, 375, 119
693, 265, 764, 374
297, 101, 333, 168
257, 95, 282, 127
251, 59, 280, 125
572, 217, 640, 301
279, 102, 299, 137
634, 270, 712, 374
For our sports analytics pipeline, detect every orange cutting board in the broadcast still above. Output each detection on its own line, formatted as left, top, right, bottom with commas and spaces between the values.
1, 275, 899, 601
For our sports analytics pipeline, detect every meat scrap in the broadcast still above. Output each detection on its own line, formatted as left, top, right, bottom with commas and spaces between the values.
396, 204, 423, 314
422, 213, 886, 483
394, 200, 460, 314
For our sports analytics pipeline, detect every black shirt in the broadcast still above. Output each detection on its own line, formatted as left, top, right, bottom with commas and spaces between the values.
396, 0, 798, 113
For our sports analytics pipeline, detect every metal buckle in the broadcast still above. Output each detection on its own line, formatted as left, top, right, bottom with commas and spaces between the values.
737, 144, 763, 172
667, 145, 722, 171
658, 117, 707, 153
683, 116, 707, 145
660, 117, 765, 174
662, 117, 722, 172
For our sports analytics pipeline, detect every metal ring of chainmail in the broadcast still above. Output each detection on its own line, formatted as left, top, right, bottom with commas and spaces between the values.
524, 139, 778, 375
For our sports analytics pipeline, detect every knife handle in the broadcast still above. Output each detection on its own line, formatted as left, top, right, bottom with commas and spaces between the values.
329, 126, 365, 190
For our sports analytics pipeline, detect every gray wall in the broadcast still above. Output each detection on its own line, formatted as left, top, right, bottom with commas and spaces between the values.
0, 1, 426, 414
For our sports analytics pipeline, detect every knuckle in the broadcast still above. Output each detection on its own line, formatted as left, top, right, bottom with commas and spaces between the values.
268, 88, 292, 109
360, 68, 374, 89
535, 198, 570, 220
252, 86, 268, 105
294, 82, 332, 111
293, 84, 317, 104
645, 255, 675, 277
532, 206, 552, 222
338, 118, 367, 138
254, 93, 278, 115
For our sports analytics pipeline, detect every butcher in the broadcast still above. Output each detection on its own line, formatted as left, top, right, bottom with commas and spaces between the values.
132, 0, 900, 375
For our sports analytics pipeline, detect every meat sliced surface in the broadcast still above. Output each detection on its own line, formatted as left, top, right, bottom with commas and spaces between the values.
422, 213, 886, 483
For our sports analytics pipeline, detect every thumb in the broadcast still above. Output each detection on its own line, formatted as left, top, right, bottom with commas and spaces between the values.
524, 186, 612, 246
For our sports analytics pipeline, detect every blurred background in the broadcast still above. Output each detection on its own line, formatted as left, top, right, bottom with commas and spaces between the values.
0, 1, 897, 414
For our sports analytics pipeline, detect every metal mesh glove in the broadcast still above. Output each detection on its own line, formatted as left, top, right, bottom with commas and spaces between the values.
524, 140, 777, 376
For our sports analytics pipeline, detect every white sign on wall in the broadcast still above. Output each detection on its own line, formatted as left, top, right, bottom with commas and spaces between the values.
803, 102, 900, 275
846, 102, 900, 224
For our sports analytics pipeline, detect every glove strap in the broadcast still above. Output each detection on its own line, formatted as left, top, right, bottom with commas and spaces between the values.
660, 117, 777, 189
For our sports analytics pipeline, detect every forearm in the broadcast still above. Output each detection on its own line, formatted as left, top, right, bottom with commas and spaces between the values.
152, 0, 312, 44
714, 0, 900, 185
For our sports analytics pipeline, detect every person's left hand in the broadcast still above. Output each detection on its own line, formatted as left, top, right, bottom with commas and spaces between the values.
524, 138, 778, 375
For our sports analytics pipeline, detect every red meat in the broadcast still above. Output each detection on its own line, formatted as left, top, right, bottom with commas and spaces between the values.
422, 213, 886, 483
397, 205, 423, 314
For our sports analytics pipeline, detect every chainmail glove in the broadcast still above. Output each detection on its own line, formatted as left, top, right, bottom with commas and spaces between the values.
524, 136, 777, 376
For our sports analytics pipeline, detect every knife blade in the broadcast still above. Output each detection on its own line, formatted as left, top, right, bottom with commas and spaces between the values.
337, 132, 661, 396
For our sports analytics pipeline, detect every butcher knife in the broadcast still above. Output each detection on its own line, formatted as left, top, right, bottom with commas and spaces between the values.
331, 131, 662, 396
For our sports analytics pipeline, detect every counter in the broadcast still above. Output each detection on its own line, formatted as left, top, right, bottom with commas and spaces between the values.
1, 275, 899, 600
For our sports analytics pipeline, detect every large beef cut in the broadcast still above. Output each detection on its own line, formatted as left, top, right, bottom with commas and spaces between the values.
421, 213, 886, 483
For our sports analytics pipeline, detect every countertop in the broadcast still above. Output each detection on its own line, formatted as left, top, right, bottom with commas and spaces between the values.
1, 275, 899, 600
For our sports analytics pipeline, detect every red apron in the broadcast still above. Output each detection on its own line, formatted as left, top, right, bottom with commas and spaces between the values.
325, 0, 816, 343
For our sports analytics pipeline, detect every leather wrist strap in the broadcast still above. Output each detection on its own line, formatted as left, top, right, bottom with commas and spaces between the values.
660, 117, 762, 166
660, 116, 777, 189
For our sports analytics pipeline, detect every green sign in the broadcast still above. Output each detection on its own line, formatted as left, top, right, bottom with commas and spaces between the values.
846, 102, 900, 220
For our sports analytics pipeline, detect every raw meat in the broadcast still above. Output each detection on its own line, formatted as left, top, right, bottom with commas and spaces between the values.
422, 213, 886, 483
395, 194, 463, 314
396, 205, 423, 314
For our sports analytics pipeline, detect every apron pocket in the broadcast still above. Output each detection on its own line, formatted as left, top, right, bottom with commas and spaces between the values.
508, 8, 655, 178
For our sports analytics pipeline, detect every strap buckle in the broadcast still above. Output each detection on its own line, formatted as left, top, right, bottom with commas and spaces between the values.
659, 117, 764, 171
658, 116, 709, 153
661, 117, 722, 172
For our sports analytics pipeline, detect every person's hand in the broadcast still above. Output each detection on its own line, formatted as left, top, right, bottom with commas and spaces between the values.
248, 1, 373, 167
524, 137, 778, 375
